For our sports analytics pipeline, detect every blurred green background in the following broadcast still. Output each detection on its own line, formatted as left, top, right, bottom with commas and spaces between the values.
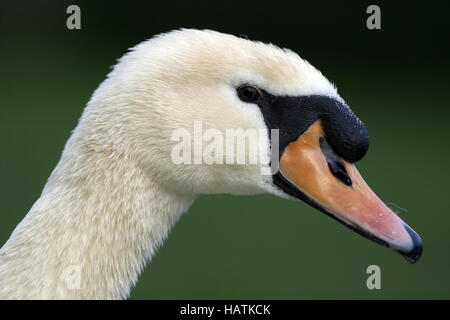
0, 0, 449, 299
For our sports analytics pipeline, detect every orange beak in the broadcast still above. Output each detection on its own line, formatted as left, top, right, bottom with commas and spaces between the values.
278, 120, 422, 263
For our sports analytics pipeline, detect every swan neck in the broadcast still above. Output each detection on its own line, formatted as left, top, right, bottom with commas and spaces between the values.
0, 145, 195, 299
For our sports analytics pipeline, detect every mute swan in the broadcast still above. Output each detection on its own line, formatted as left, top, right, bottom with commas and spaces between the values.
0, 29, 422, 299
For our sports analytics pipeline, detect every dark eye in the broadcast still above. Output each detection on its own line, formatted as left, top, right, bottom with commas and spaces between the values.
237, 85, 262, 103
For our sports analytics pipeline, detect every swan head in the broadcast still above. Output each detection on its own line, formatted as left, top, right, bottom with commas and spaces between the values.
84, 29, 422, 263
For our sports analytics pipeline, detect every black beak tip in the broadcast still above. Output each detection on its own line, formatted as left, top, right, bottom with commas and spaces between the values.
399, 224, 423, 264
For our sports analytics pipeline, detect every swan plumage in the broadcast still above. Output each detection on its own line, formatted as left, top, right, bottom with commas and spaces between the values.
0, 29, 421, 299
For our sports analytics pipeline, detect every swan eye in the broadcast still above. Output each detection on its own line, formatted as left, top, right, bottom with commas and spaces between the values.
237, 85, 262, 103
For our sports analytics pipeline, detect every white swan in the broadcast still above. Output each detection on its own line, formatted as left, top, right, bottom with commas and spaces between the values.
0, 29, 422, 299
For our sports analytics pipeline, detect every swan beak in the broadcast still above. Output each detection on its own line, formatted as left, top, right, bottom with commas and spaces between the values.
278, 120, 423, 263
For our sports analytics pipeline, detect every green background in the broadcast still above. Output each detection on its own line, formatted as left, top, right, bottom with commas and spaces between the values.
0, 0, 449, 299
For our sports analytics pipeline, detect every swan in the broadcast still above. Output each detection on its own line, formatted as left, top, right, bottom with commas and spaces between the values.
0, 29, 422, 299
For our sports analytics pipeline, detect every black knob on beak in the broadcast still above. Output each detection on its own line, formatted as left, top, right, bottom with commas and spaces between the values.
321, 100, 370, 163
